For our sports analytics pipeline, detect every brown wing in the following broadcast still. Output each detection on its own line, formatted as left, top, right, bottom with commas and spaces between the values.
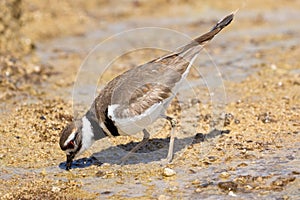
96, 57, 188, 120
113, 82, 172, 118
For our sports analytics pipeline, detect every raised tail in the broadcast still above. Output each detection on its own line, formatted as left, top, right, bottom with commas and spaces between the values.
179, 13, 234, 54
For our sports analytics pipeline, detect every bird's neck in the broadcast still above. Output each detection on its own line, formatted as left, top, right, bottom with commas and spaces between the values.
79, 110, 107, 154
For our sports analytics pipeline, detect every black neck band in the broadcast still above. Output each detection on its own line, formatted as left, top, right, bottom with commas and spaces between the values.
85, 110, 108, 140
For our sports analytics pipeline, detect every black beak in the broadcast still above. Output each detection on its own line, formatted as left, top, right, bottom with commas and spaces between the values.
66, 153, 75, 170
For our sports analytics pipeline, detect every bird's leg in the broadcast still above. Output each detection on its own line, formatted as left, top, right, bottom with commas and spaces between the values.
120, 129, 150, 164
163, 115, 177, 163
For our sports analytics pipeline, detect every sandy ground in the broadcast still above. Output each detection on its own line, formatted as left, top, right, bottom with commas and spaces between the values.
0, 0, 299, 199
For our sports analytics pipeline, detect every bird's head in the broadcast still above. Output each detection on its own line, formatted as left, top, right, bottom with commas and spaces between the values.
59, 120, 83, 170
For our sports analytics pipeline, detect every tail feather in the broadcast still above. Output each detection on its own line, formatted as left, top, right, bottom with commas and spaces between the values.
155, 13, 234, 63
180, 13, 234, 54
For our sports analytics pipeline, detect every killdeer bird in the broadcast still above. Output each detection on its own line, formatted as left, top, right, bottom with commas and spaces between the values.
59, 13, 234, 170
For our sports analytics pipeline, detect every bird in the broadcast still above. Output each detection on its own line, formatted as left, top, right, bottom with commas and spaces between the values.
59, 13, 234, 170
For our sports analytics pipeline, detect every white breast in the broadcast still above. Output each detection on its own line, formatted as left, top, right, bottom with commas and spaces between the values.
108, 96, 173, 136
78, 116, 95, 155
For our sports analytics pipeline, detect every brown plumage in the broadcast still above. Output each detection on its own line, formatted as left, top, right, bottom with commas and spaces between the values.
94, 13, 233, 125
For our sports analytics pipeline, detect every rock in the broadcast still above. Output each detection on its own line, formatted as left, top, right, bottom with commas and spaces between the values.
163, 168, 176, 177
195, 188, 202, 193
95, 170, 105, 177
218, 181, 238, 192
168, 186, 178, 192
101, 191, 111, 195
228, 191, 237, 197
51, 186, 61, 193
158, 194, 171, 200
101, 163, 111, 167
191, 179, 200, 185
256, 176, 263, 182
219, 172, 231, 179
245, 185, 253, 190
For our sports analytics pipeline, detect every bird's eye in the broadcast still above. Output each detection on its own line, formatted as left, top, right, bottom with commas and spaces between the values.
67, 140, 75, 149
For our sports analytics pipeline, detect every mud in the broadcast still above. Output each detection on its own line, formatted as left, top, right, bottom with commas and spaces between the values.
0, 0, 300, 199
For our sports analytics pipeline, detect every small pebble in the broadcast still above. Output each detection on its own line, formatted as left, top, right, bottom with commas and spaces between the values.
168, 186, 178, 192
218, 181, 237, 192
40, 115, 46, 120
163, 168, 176, 177
195, 188, 202, 193
101, 191, 111, 195
191, 179, 200, 185
256, 176, 263, 182
95, 170, 105, 177
51, 186, 60, 193
270, 64, 277, 70
40, 169, 47, 176
228, 191, 237, 197
158, 194, 171, 200
234, 119, 240, 124
245, 185, 253, 190
208, 156, 217, 162
34, 65, 41, 73
237, 162, 248, 167
102, 163, 111, 167
219, 172, 231, 179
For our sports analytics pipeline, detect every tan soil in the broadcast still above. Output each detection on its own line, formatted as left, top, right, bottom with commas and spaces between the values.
0, 0, 299, 199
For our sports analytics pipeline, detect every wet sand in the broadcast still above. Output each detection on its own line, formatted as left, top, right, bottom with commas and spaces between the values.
0, 0, 299, 199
